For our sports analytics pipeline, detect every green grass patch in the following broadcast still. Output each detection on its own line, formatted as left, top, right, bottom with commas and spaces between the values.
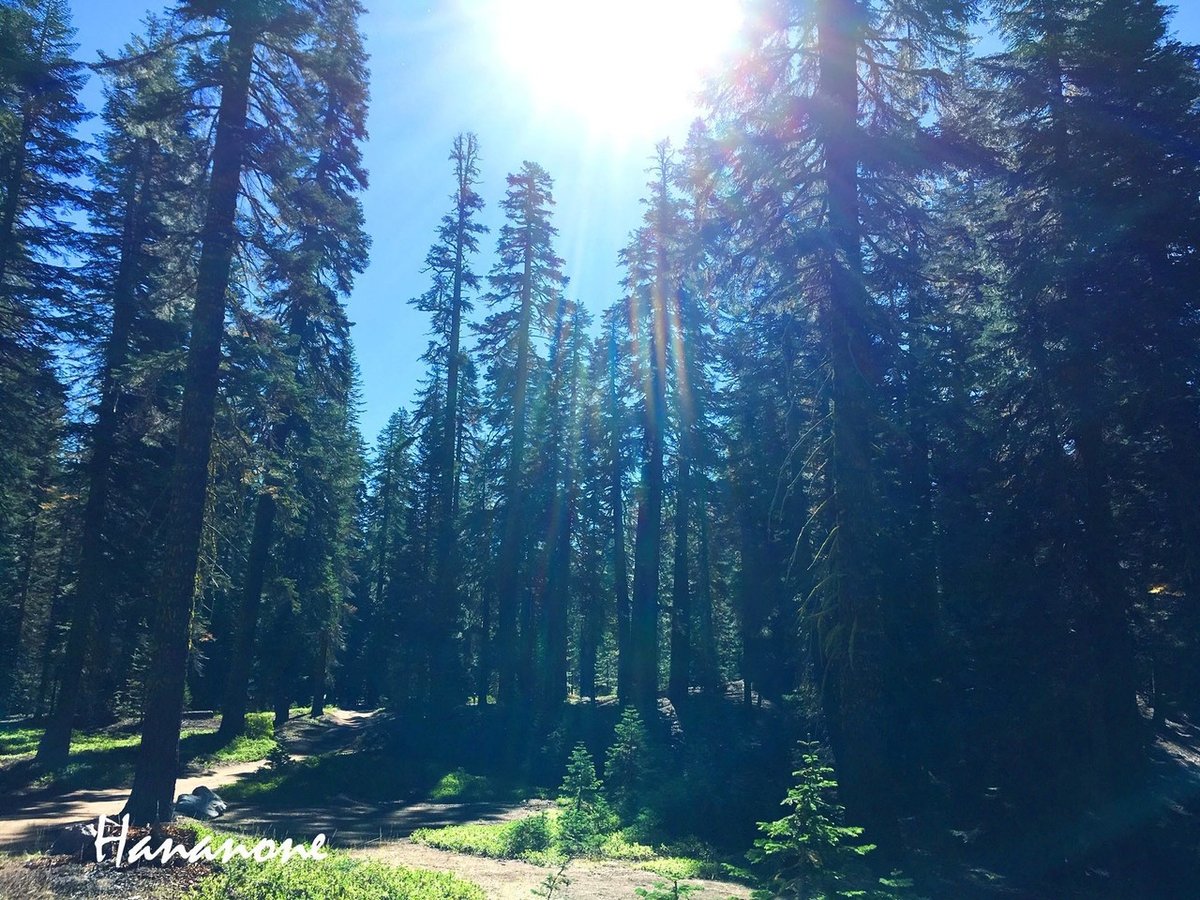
599, 831, 657, 861
219, 750, 420, 807
0, 725, 46, 759
412, 812, 558, 863
638, 856, 756, 885
428, 768, 509, 801
223, 750, 528, 809
189, 712, 278, 765
413, 813, 755, 887
0, 720, 144, 765
191, 850, 484, 900
0, 711, 281, 795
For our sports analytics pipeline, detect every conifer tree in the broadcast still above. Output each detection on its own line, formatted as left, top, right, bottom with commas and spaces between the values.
713, 0, 973, 825
411, 132, 486, 707
217, 0, 368, 739
124, 0, 370, 824
478, 161, 566, 707
35, 22, 200, 767
0, 0, 87, 652
977, 0, 1200, 799
626, 142, 687, 710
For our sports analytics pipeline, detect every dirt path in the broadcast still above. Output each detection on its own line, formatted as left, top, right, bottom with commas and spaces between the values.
0, 760, 265, 852
353, 842, 753, 900
1, 709, 754, 899
219, 797, 549, 846
0, 709, 374, 852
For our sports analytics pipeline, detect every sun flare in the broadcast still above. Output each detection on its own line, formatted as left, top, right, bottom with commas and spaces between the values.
487, 0, 744, 141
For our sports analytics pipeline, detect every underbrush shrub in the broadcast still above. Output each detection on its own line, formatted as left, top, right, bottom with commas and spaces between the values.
508, 812, 553, 855
599, 831, 657, 861
749, 742, 920, 899
635, 878, 702, 900
605, 708, 650, 816
557, 743, 617, 855
412, 813, 557, 862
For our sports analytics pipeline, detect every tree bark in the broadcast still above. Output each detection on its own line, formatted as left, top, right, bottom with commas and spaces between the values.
310, 628, 330, 717
495, 182, 536, 706
668, 430, 691, 704
630, 288, 668, 710
694, 479, 720, 692
122, 18, 255, 825
37, 149, 152, 766
814, 0, 892, 828
609, 319, 633, 703
216, 470, 279, 741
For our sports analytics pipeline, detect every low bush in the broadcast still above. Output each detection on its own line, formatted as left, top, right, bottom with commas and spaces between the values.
508, 812, 553, 855
599, 831, 657, 861
750, 742, 919, 899
412, 812, 555, 862
557, 744, 617, 855
429, 768, 499, 801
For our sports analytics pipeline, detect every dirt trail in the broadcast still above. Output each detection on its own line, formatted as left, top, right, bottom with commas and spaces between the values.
0, 709, 374, 852
0, 709, 754, 899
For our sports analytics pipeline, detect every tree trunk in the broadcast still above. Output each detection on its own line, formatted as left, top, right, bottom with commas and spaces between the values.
37, 150, 152, 766
630, 284, 668, 710
1075, 413, 1141, 792
496, 192, 535, 706
814, 0, 893, 829
217, 480, 278, 741
0, 98, 33, 286
122, 19, 255, 825
310, 628, 330, 717
694, 480, 720, 692
669, 429, 692, 704
1, 494, 40, 708
431, 137, 478, 707
546, 411, 574, 707
609, 321, 633, 703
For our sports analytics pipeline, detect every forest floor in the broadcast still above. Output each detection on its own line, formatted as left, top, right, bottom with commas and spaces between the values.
0, 708, 373, 851
0, 708, 753, 899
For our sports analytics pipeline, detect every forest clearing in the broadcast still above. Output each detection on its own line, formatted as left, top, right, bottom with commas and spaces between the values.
3, 0, 1200, 896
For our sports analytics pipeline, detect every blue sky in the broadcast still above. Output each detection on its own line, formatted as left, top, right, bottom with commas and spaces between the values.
69, 1, 1200, 443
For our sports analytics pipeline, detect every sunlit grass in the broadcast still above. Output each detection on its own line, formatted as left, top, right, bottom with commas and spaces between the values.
0, 710, 286, 795
0, 723, 142, 764
223, 752, 530, 808
412, 813, 559, 865
191, 853, 485, 900
193, 712, 277, 766
429, 768, 506, 801
413, 813, 756, 885
180, 823, 484, 900
0, 726, 45, 759
637, 855, 755, 884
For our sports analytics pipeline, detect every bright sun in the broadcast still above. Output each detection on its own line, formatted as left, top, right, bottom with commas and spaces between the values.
487, 0, 745, 142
